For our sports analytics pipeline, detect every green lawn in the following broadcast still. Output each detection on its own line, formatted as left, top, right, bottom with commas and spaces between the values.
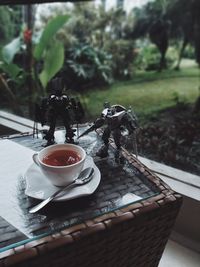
81, 65, 200, 122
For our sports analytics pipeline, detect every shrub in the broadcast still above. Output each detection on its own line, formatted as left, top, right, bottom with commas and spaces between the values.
135, 43, 161, 71
135, 42, 178, 71
182, 44, 195, 59
166, 46, 179, 66
60, 44, 113, 91
105, 39, 135, 79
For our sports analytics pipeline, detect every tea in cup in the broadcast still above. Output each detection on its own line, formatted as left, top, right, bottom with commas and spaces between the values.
33, 143, 86, 186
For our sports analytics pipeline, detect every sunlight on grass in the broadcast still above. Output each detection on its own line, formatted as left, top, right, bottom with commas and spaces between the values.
83, 67, 200, 121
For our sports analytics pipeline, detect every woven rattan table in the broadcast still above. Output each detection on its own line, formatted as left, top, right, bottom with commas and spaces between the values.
0, 127, 182, 267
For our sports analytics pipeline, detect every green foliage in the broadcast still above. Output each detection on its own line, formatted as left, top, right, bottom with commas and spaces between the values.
0, 6, 22, 47
34, 15, 69, 60
0, 13, 69, 114
135, 43, 178, 71
83, 66, 199, 120
172, 91, 187, 107
163, 0, 200, 65
37, 3, 136, 84
0, 62, 22, 80
62, 44, 112, 90
34, 15, 69, 89
0, 7, 14, 46
182, 45, 195, 59
132, 0, 200, 70
132, 1, 164, 39
166, 46, 178, 65
105, 39, 135, 79
135, 43, 161, 71
2, 37, 21, 64
9, 5, 23, 37
37, 3, 96, 48
0, 36, 25, 90
39, 41, 64, 88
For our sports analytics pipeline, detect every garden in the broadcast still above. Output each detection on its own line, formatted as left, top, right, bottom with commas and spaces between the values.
0, 0, 200, 175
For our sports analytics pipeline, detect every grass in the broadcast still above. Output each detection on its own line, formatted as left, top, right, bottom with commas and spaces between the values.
81, 63, 200, 122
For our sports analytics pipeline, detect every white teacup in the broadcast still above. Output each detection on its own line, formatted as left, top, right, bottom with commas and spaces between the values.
32, 143, 86, 186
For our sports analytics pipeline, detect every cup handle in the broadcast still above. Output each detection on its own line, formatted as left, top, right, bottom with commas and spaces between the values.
32, 153, 40, 167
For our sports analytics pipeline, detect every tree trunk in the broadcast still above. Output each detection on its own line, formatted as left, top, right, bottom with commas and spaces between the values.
24, 5, 34, 118
174, 38, 188, 70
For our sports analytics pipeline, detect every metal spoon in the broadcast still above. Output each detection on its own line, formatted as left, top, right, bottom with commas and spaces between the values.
29, 167, 94, 213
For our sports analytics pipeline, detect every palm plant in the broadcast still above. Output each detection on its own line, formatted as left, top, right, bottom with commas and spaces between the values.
0, 14, 69, 116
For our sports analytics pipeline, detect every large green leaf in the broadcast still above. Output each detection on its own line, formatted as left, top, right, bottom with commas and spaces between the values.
39, 42, 64, 89
0, 62, 22, 79
2, 37, 21, 64
34, 15, 69, 60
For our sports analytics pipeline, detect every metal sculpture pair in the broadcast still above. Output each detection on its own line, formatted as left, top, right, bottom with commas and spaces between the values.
35, 78, 139, 160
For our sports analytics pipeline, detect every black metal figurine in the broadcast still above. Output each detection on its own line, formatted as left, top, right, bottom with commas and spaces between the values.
78, 102, 139, 162
34, 78, 84, 146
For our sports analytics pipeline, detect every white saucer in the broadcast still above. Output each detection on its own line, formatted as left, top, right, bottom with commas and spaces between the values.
24, 156, 101, 202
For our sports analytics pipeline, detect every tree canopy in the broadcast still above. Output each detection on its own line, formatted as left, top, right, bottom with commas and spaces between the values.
132, 0, 200, 69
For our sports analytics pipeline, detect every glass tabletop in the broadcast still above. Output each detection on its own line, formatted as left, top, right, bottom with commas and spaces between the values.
0, 127, 160, 252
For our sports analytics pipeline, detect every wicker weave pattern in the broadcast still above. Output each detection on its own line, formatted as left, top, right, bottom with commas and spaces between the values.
0, 194, 181, 267
0, 131, 182, 267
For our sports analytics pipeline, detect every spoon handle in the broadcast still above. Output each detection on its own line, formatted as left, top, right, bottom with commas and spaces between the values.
29, 180, 75, 214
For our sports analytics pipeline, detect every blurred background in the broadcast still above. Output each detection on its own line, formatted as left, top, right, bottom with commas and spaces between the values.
0, 0, 200, 175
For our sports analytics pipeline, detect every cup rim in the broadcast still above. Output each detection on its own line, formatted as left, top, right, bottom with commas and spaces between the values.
38, 143, 86, 169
